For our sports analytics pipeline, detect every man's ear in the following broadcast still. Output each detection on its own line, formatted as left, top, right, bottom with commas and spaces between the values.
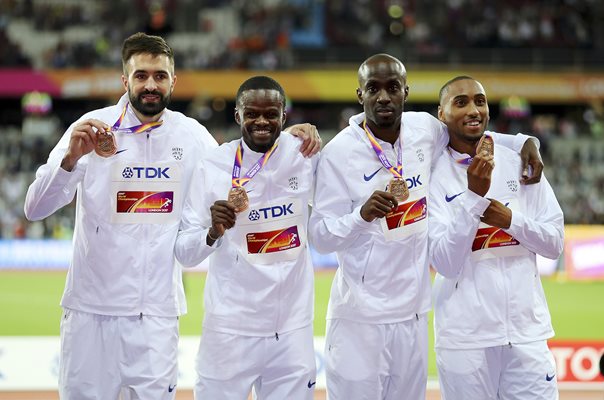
234, 108, 241, 125
121, 75, 128, 91
356, 88, 363, 105
437, 106, 444, 122
404, 85, 409, 102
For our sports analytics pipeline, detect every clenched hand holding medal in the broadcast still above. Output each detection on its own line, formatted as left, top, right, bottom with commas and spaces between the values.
228, 139, 280, 213
94, 104, 163, 158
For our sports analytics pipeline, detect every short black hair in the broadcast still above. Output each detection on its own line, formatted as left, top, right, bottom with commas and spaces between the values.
121, 32, 174, 75
236, 76, 285, 107
439, 75, 476, 104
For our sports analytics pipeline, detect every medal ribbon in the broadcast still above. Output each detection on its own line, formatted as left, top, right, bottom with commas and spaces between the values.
448, 148, 473, 166
362, 120, 403, 179
231, 139, 279, 188
111, 104, 163, 133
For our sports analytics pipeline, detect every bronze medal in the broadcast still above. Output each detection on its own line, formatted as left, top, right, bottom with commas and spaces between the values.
476, 135, 494, 157
387, 177, 409, 202
95, 131, 118, 157
228, 186, 249, 213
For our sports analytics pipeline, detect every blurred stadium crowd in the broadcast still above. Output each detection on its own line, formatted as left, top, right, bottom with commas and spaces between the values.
1, 0, 602, 69
0, 0, 603, 239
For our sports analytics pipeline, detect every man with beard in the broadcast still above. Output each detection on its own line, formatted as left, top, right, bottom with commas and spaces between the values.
429, 76, 562, 399
175, 76, 318, 399
308, 54, 544, 399
24, 34, 319, 399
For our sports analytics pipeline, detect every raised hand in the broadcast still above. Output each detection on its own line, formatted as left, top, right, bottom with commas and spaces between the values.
61, 119, 109, 171
286, 123, 322, 157
207, 200, 237, 245
467, 151, 495, 197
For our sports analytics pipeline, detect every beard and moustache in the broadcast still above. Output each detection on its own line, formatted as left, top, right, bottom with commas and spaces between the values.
129, 89, 171, 117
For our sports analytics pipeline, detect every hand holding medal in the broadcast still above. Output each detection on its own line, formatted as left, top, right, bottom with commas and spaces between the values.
467, 134, 495, 197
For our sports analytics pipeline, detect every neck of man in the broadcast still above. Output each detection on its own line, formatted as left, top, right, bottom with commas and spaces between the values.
243, 137, 274, 154
365, 120, 400, 145
132, 108, 164, 124
449, 135, 481, 157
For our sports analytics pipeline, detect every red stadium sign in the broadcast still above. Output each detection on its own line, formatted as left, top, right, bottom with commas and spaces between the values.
549, 340, 604, 383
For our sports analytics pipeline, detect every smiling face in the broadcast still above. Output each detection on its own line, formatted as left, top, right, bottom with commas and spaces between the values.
438, 78, 490, 155
122, 53, 176, 122
357, 55, 409, 139
235, 88, 286, 153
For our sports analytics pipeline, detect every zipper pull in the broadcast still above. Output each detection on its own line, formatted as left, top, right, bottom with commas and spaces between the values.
139, 312, 143, 320
275, 332, 279, 341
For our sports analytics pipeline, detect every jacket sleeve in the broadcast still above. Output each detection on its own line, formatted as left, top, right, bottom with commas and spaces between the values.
308, 152, 373, 254
24, 122, 86, 221
504, 175, 564, 259
174, 160, 220, 267
428, 174, 491, 278
489, 131, 538, 154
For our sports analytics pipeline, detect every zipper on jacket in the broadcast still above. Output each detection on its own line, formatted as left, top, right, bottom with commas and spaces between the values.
455, 281, 459, 289
139, 133, 151, 315
275, 332, 279, 341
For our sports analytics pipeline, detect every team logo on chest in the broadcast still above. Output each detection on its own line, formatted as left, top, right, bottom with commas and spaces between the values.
507, 179, 518, 192
288, 176, 298, 191
172, 147, 183, 160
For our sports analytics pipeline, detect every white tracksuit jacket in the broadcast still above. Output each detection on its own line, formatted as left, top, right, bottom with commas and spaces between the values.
428, 143, 564, 349
175, 133, 318, 336
309, 111, 530, 324
24, 93, 218, 317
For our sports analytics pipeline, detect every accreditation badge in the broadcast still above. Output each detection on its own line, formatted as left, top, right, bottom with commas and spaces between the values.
234, 197, 306, 265
470, 198, 530, 261
380, 185, 428, 241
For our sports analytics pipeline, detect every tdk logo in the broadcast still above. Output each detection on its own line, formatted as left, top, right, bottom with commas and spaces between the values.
122, 166, 170, 179
249, 204, 294, 220
406, 174, 422, 189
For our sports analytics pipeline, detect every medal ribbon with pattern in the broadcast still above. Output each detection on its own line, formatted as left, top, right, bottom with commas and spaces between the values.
448, 148, 474, 166
231, 139, 279, 189
95, 103, 163, 157
111, 103, 164, 133
362, 119, 409, 202
228, 139, 279, 213
362, 119, 404, 179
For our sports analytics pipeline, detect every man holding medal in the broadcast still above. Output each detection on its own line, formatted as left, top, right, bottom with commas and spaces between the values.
175, 76, 318, 399
308, 54, 544, 399
24, 33, 320, 399
428, 76, 563, 399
